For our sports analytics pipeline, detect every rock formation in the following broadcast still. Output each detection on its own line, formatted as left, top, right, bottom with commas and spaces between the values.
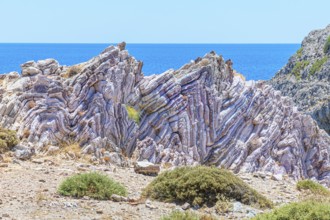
0, 42, 330, 185
270, 24, 330, 134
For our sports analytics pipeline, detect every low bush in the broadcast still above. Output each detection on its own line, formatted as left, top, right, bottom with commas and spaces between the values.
296, 179, 330, 196
125, 105, 140, 124
161, 210, 216, 220
309, 57, 328, 76
324, 36, 330, 53
291, 60, 309, 80
252, 200, 330, 220
58, 172, 127, 200
296, 47, 303, 58
142, 166, 272, 208
0, 128, 19, 153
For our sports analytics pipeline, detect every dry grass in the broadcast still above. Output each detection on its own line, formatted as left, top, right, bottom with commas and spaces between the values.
35, 191, 48, 203
60, 143, 82, 159
62, 65, 83, 78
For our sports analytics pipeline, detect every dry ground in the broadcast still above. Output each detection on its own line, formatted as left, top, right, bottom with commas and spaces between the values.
0, 154, 301, 220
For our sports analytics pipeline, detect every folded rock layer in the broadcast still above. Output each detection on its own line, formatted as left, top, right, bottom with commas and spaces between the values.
0, 43, 330, 185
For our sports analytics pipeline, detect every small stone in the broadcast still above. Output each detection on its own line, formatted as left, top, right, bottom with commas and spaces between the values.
271, 174, 283, 181
32, 159, 44, 164
145, 200, 157, 209
181, 202, 190, 210
2, 214, 9, 218
96, 210, 103, 214
39, 179, 46, 183
110, 194, 127, 202
0, 163, 8, 168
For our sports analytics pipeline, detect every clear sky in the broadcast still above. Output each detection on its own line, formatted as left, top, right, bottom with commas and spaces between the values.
0, 0, 329, 43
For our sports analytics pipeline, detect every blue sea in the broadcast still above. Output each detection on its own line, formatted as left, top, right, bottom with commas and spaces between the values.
0, 44, 300, 80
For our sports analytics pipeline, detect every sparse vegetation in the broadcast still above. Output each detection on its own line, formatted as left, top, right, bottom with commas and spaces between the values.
142, 166, 272, 208
125, 105, 140, 124
309, 57, 328, 76
291, 60, 309, 80
64, 65, 82, 78
58, 172, 127, 200
252, 200, 330, 220
296, 179, 330, 196
215, 195, 233, 214
296, 47, 303, 58
161, 210, 217, 220
58, 142, 82, 158
324, 36, 330, 53
0, 128, 19, 153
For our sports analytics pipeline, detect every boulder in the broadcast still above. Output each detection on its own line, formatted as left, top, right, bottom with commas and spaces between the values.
134, 160, 160, 176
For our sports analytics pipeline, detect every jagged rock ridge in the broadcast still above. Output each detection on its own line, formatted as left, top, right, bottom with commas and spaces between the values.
270, 24, 330, 134
0, 43, 330, 185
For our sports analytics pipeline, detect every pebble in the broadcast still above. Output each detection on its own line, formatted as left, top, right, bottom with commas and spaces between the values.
181, 202, 190, 210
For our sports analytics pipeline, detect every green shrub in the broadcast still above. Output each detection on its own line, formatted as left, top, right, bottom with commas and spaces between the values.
309, 57, 328, 76
252, 200, 330, 220
291, 60, 309, 80
296, 48, 303, 58
0, 128, 19, 153
125, 105, 140, 124
324, 36, 330, 53
58, 172, 127, 200
296, 179, 330, 196
142, 166, 272, 208
161, 210, 217, 220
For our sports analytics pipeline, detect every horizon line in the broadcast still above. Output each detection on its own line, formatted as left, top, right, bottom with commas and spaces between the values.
0, 42, 301, 45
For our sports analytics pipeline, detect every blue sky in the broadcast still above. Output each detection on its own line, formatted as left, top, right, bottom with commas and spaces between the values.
0, 0, 329, 43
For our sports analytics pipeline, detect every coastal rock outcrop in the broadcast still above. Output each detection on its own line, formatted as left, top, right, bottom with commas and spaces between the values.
270, 24, 330, 134
0, 43, 330, 185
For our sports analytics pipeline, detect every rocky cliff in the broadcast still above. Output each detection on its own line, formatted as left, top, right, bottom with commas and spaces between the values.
1, 43, 330, 185
270, 25, 330, 134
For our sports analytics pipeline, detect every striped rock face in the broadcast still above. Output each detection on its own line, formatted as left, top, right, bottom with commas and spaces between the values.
1, 44, 330, 185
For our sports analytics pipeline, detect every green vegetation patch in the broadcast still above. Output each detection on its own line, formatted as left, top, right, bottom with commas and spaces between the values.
296, 47, 303, 58
291, 60, 309, 80
0, 128, 19, 153
58, 172, 127, 200
142, 166, 272, 208
125, 105, 140, 124
161, 210, 216, 220
252, 200, 330, 220
296, 179, 330, 196
309, 57, 328, 76
324, 36, 330, 53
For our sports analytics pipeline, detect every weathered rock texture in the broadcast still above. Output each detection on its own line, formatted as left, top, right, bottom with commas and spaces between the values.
1, 43, 330, 185
270, 24, 330, 134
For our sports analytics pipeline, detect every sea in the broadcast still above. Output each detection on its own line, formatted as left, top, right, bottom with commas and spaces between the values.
0, 44, 300, 80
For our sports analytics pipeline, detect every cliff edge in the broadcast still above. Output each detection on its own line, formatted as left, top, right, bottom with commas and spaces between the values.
270, 24, 330, 134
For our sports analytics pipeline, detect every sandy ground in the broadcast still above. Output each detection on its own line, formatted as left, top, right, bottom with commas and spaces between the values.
0, 155, 301, 220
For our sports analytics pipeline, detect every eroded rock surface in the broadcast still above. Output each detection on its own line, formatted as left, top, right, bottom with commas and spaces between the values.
270, 24, 330, 134
0, 43, 330, 185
